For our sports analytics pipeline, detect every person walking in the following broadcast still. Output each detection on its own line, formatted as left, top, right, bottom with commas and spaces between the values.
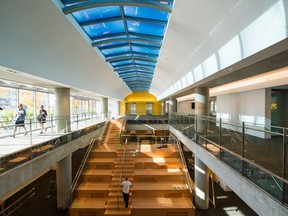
38, 105, 47, 134
12, 104, 28, 137
121, 177, 132, 208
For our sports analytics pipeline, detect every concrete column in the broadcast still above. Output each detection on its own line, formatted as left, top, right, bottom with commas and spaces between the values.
168, 98, 177, 118
194, 156, 209, 209
195, 87, 209, 133
102, 97, 108, 119
56, 155, 72, 210
55, 88, 70, 133
118, 101, 121, 116
162, 101, 166, 115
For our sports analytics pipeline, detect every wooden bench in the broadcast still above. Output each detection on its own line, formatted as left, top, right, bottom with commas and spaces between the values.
132, 182, 190, 198
131, 198, 195, 216
134, 169, 184, 182
135, 157, 182, 169
82, 170, 112, 182
70, 198, 106, 216
76, 182, 110, 198
87, 158, 115, 169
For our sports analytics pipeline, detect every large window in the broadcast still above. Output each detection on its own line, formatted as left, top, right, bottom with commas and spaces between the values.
19, 89, 34, 120
0, 87, 17, 122
36, 92, 48, 117
0, 85, 102, 122
49, 93, 55, 116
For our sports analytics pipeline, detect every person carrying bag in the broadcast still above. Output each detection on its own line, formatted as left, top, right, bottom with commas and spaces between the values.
38, 105, 48, 134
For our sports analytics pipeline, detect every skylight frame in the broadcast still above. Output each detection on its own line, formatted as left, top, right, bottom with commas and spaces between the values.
61, 0, 174, 92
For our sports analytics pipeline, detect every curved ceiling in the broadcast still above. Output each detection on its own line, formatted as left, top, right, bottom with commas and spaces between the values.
0, 0, 287, 101
61, 0, 174, 92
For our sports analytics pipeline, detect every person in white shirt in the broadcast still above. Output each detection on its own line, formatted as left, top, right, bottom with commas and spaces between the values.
121, 177, 132, 208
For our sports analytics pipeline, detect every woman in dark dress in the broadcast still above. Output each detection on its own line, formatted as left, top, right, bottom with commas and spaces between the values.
38, 105, 48, 134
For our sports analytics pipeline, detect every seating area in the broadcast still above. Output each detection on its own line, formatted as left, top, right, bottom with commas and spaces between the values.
69, 120, 195, 216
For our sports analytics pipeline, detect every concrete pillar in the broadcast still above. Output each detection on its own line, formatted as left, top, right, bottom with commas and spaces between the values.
194, 156, 209, 209
168, 98, 177, 118
56, 155, 72, 210
55, 88, 70, 133
118, 101, 121, 116
102, 97, 108, 119
162, 101, 166, 115
195, 87, 209, 134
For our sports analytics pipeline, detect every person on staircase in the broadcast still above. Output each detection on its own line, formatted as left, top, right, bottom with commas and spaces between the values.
121, 177, 132, 208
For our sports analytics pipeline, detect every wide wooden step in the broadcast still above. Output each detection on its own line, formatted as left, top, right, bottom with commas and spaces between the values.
108, 191, 132, 198
70, 198, 106, 216
132, 182, 189, 198
82, 170, 113, 182
112, 176, 134, 183
87, 158, 115, 169
132, 198, 194, 216
133, 169, 184, 182
90, 151, 116, 158
76, 182, 110, 198
113, 169, 134, 174
115, 161, 134, 165
106, 200, 132, 209
117, 152, 137, 157
135, 158, 182, 169
105, 208, 131, 216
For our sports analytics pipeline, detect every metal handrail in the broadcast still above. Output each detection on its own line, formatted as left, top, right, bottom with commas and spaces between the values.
70, 138, 97, 202
175, 138, 194, 196
70, 121, 107, 202
171, 115, 288, 207
0, 112, 109, 139
116, 139, 127, 211
174, 121, 288, 184
0, 188, 35, 216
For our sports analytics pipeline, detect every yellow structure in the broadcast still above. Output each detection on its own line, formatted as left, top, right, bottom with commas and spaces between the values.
120, 92, 162, 115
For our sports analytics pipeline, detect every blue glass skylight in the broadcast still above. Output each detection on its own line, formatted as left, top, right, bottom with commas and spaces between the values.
123, 6, 169, 21
61, 0, 174, 92
83, 20, 125, 37
72, 6, 121, 22
132, 45, 160, 55
101, 46, 130, 56
127, 20, 166, 37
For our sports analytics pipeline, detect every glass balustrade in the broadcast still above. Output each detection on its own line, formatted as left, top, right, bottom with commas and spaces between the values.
169, 112, 288, 207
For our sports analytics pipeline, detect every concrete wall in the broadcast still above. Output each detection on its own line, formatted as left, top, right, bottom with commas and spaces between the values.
0, 129, 104, 200
177, 101, 195, 114
170, 126, 288, 216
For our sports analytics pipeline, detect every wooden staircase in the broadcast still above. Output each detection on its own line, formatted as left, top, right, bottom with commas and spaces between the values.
105, 145, 137, 216
69, 120, 195, 216
132, 144, 195, 216
69, 120, 120, 216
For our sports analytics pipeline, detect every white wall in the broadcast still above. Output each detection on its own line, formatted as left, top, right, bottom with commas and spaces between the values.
216, 89, 271, 138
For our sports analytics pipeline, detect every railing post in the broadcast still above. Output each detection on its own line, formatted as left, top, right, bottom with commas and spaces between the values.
282, 128, 287, 204
76, 114, 79, 130
205, 116, 208, 138
241, 121, 245, 175
51, 116, 54, 138
29, 119, 32, 147
219, 118, 222, 160
195, 115, 198, 134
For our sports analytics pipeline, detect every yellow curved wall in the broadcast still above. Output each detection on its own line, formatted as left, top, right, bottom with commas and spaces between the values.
120, 92, 162, 115
124, 92, 157, 102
